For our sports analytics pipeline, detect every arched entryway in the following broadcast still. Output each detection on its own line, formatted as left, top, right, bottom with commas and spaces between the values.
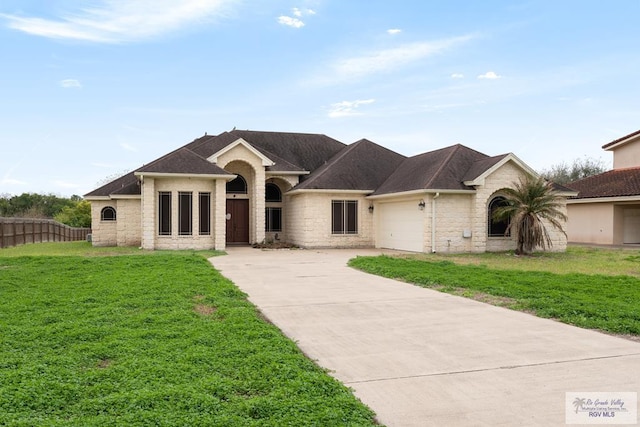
226, 174, 250, 244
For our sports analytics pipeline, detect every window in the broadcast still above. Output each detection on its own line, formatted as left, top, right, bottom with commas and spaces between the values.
199, 192, 211, 235
332, 200, 358, 234
178, 192, 192, 235
265, 207, 282, 232
226, 175, 247, 194
159, 192, 172, 235
488, 196, 510, 237
265, 183, 282, 202
100, 206, 116, 221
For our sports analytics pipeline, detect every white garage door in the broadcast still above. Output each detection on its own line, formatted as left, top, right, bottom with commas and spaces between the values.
623, 208, 640, 244
377, 201, 424, 252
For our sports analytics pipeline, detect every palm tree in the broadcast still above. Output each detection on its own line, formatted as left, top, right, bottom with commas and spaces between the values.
493, 175, 567, 255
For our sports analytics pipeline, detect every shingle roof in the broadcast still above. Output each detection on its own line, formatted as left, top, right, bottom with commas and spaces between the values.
229, 130, 346, 172
373, 144, 492, 195
84, 171, 140, 198
136, 147, 231, 175
566, 167, 640, 198
293, 139, 406, 191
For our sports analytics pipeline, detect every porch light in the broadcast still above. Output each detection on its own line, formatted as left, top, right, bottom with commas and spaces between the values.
418, 199, 426, 210
368, 204, 374, 213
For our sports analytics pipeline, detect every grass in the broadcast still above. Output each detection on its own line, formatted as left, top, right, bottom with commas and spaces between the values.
349, 247, 640, 337
415, 245, 640, 277
0, 244, 378, 426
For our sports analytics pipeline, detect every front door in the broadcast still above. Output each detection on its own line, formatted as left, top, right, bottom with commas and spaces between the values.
226, 199, 249, 244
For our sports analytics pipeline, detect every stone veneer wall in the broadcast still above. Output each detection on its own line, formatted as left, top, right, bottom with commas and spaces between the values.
141, 176, 218, 250
115, 198, 141, 247
286, 192, 374, 248
90, 200, 118, 246
217, 145, 265, 245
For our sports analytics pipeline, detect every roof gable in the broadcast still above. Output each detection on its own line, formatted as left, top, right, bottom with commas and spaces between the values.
207, 138, 275, 167
567, 167, 640, 199
463, 153, 537, 186
292, 139, 406, 191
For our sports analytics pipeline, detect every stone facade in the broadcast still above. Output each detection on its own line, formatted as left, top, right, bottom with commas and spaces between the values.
87, 136, 571, 253
287, 192, 374, 248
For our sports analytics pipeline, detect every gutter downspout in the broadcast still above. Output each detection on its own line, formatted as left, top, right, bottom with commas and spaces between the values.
431, 192, 440, 253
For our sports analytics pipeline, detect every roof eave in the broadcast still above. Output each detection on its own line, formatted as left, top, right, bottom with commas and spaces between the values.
602, 129, 640, 151
367, 188, 475, 200
134, 172, 236, 180
567, 195, 640, 204
266, 170, 310, 176
287, 189, 373, 196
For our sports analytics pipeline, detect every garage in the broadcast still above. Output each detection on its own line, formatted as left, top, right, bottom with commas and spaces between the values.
376, 200, 424, 252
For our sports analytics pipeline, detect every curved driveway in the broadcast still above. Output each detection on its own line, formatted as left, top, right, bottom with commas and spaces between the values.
210, 247, 640, 426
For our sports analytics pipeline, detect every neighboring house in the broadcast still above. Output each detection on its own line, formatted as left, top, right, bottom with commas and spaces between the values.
566, 129, 640, 245
85, 129, 572, 253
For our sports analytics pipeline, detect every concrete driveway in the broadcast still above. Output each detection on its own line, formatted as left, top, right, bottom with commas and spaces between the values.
210, 247, 640, 426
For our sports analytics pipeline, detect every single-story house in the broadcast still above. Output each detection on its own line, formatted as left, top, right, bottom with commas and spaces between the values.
566, 129, 640, 245
85, 129, 572, 253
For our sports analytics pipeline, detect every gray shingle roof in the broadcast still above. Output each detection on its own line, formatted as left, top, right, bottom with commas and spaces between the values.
136, 147, 231, 175
229, 130, 346, 172
373, 144, 492, 195
293, 139, 406, 191
566, 167, 640, 198
84, 171, 140, 198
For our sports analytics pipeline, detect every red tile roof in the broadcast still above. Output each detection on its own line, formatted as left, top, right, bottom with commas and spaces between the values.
566, 167, 640, 198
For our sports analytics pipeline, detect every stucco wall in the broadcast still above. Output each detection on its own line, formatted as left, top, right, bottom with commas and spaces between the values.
567, 202, 614, 245
612, 142, 640, 169
287, 192, 374, 248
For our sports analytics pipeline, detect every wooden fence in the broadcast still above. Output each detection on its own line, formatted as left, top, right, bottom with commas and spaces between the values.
0, 218, 91, 249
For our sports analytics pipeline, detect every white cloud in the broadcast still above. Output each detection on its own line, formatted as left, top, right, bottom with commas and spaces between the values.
59, 79, 82, 88
328, 99, 375, 118
278, 7, 315, 28
450, 73, 464, 79
0, 0, 237, 43
477, 71, 502, 79
1, 178, 27, 186
277, 15, 304, 28
387, 29, 402, 35
120, 142, 137, 152
325, 35, 475, 84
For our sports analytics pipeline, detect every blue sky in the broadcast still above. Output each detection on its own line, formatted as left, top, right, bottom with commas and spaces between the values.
1, 0, 639, 197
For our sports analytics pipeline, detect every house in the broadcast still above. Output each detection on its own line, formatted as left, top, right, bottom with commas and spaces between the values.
84, 129, 572, 253
566, 129, 640, 245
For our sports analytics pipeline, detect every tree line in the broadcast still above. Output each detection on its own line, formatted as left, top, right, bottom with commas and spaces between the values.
0, 193, 91, 228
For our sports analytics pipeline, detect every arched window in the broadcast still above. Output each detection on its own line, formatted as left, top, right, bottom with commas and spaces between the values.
227, 175, 247, 194
101, 206, 116, 221
488, 196, 510, 237
265, 183, 282, 202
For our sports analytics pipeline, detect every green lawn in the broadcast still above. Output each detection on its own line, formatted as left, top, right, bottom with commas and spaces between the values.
349, 249, 640, 337
0, 246, 377, 426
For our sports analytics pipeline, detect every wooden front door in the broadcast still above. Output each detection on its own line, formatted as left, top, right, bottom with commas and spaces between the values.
226, 199, 249, 244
